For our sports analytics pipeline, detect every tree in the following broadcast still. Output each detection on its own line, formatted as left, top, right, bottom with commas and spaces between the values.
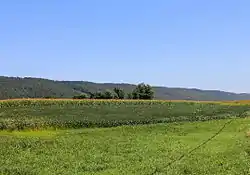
113, 87, 125, 99
94, 91, 105, 99
73, 93, 88, 99
89, 90, 113, 99
89, 92, 96, 99
127, 92, 133, 99
103, 90, 113, 99
132, 90, 139, 99
132, 83, 154, 100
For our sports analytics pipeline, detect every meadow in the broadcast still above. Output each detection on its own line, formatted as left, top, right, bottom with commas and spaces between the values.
0, 99, 250, 174
0, 118, 250, 175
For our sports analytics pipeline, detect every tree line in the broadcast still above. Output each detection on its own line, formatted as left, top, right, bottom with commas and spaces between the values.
73, 83, 154, 100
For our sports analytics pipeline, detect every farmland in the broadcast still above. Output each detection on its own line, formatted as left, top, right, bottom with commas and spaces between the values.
1, 118, 250, 174
0, 99, 249, 130
0, 99, 250, 174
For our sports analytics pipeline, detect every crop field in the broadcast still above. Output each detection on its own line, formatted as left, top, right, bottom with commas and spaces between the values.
0, 99, 249, 130
0, 99, 250, 174
0, 118, 250, 174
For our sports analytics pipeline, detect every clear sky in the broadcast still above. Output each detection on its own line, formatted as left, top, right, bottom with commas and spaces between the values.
1, 0, 250, 93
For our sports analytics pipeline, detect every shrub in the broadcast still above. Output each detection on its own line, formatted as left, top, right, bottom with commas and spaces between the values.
73, 94, 88, 99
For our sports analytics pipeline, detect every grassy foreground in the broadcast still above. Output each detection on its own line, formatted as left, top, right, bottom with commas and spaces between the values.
0, 99, 249, 130
0, 118, 250, 175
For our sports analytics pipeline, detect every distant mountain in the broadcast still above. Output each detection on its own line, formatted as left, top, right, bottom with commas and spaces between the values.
0, 76, 250, 101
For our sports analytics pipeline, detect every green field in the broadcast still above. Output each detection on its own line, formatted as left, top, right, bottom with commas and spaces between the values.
0, 99, 250, 174
0, 99, 249, 130
0, 119, 250, 175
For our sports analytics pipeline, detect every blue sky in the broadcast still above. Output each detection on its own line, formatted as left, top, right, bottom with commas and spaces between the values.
1, 0, 250, 92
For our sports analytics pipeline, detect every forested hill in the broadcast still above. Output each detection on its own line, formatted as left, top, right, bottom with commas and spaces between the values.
0, 76, 250, 101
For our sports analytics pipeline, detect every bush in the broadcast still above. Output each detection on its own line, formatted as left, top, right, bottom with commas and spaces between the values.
73, 94, 88, 99
89, 90, 114, 99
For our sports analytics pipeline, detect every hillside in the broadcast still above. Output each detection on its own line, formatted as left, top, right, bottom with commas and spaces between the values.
1, 76, 250, 100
